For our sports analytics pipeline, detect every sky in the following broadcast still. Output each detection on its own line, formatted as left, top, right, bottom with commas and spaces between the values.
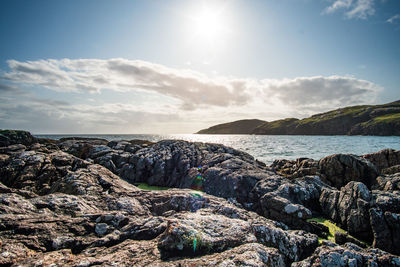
0, 0, 399, 134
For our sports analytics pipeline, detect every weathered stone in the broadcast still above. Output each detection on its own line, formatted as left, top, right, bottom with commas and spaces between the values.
271, 158, 320, 179
334, 231, 367, 248
319, 154, 379, 189
320, 182, 372, 242
363, 148, 400, 173
370, 208, 400, 255
373, 173, 400, 192
95, 223, 109, 236
1, 132, 399, 266
158, 212, 257, 258
0, 130, 36, 147
293, 243, 400, 267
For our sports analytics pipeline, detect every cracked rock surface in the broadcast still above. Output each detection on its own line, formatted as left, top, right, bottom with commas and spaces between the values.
0, 130, 400, 266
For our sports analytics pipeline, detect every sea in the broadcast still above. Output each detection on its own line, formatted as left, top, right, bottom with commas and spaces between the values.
35, 134, 400, 165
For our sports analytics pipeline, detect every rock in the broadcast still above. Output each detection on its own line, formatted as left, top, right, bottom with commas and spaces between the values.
112, 139, 273, 206
320, 182, 372, 242
0, 130, 36, 147
271, 158, 320, 179
320, 179, 400, 254
334, 231, 367, 248
16, 240, 287, 267
369, 191, 400, 255
1, 131, 399, 266
370, 208, 400, 255
362, 148, 400, 173
293, 242, 400, 267
95, 223, 109, 236
373, 173, 400, 191
319, 188, 341, 222
252, 223, 319, 262
372, 190, 400, 213
319, 154, 379, 189
383, 165, 400, 175
58, 139, 109, 159
0, 139, 322, 266
172, 242, 286, 267
255, 176, 330, 232
259, 193, 312, 226
158, 212, 257, 258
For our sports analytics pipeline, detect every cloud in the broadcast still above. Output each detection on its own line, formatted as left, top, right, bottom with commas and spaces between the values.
0, 96, 180, 134
0, 58, 383, 133
261, 75, 381, 112
387, 14, 400, 24
324, 0, 353, 14
324, 0, 375, 19
3, 58, 251, 110
0, 83, 18, 92
2, 58, 381, 111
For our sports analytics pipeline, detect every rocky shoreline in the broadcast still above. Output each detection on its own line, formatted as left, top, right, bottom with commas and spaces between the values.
1, 130, 400, 266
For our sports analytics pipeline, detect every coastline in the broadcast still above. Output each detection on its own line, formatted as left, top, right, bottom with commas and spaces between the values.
34, 133, 400, 165
1, 130, 400, 265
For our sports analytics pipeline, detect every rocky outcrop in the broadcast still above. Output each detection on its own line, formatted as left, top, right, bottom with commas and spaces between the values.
58, 137, 400, 256
0, 130, 36, 147
319, 154, 379, 189
293, 242, 400, 266
349, 118, 400, 136
0, 138, 320, 266
271, 158, 320, 179
60, 139, 272, 208
369, 208, 400, 256
374, 173, 400, 191
254, 176, 328, 232
363, 148, 400, 174
334, 231, 367, 248
1, 131, 400, 265
320, 182, 372, 241
319, 180, 400, 255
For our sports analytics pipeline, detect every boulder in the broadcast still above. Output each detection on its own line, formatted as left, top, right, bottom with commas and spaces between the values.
363, 148, 400, 173
255, 176, 330, 231
320, 182, 372, 241
373, 173, 400, 192
271, 158, 320, 178
370, 208, 400, 256
114, 140, 273, 205
334, 231, 367, 248
158, 212, 257, 258
0, 130, 36, 147
293, 242, 400, 266
58, 139, 109, 159
319, 154, 379, 189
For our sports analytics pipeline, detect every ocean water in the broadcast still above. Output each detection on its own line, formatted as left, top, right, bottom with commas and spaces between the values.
35, 134, 400, 165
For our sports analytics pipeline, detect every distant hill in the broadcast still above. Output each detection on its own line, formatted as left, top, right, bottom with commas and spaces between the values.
197, 119, 265, 134
196, 100, 400, 136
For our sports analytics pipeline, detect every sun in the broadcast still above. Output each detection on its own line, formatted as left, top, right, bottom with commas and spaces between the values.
193, 7, 225, 43
188, 2, 230, 46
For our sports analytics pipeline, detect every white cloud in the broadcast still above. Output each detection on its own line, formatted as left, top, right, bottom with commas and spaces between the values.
0, 96, 180, 134
3, 58, 251, 110
387, 14, 400, 23
325, 0, 353, 14
261, 75, 381, 112
324, 0, 375, 19
0, 58, 383, 133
